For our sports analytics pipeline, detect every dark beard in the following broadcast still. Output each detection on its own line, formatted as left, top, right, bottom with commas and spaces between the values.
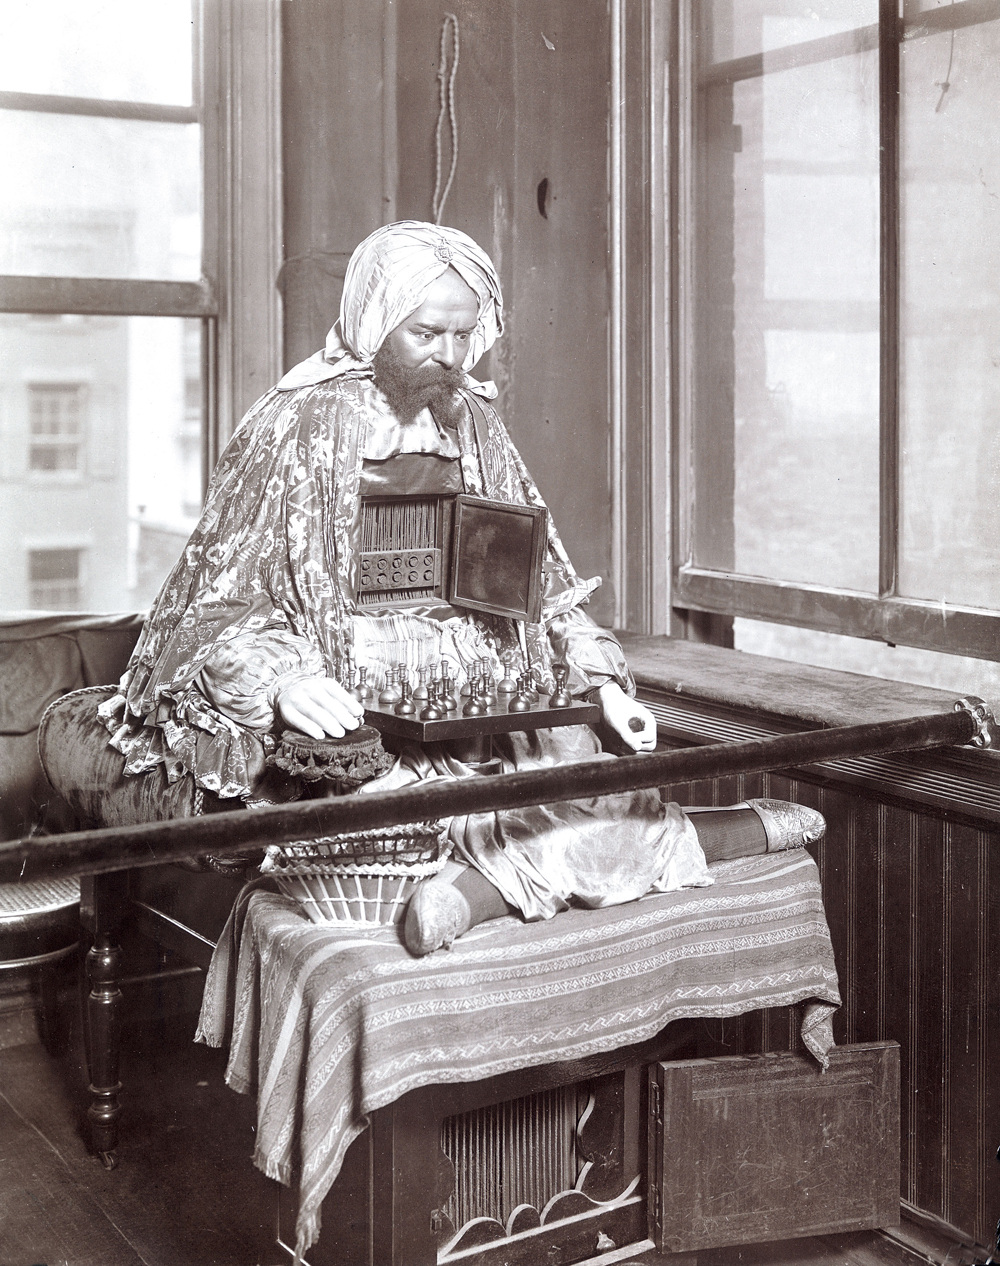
371, 341, 467, 427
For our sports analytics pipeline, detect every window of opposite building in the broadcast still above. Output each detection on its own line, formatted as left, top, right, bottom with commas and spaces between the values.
29, 548, 83, 611
28, 384, 85, 474
0, 0, 282, 616
666, 0, 1000, 699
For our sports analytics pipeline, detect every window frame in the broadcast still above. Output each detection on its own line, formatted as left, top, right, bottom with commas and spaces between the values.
616, 0, 999, 661
0, 0, 283, 495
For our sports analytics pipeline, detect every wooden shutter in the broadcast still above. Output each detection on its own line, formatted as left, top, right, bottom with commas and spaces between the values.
648, 1043, 900, 1253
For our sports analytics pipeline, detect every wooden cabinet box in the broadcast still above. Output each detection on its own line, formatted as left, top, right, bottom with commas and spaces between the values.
648, 1042, 900, 1254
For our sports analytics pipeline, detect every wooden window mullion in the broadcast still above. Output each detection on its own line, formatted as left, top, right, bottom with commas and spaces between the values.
878, 0, 901, 600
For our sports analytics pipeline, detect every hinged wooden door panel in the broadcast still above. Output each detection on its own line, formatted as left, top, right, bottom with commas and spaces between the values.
648, 1042, 900, 1253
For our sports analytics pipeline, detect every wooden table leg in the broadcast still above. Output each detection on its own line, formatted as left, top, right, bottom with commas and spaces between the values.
85, 931, 123, 1167
80, 871, 128, 1168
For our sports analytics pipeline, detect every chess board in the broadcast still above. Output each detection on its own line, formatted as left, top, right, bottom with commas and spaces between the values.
362, 693, 600, 743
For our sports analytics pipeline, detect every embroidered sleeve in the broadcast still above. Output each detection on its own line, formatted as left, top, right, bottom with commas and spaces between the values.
195, 628, 325, 730
545, 606, 635, 699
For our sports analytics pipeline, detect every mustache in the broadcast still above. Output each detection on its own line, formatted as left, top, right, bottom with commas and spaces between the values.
400, 363, 465, 389
372, 345, 464, 389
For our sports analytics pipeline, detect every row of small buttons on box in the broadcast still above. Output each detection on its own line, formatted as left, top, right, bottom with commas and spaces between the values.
358, 549, 440, 589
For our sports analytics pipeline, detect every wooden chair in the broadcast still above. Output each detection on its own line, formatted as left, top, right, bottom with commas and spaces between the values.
37, 684, 252, 1167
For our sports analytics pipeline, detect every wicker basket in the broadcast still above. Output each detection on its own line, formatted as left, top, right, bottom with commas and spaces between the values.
261, 821, 450, 925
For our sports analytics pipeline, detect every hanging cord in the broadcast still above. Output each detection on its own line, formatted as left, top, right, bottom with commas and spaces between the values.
432, 13, 460, 225
934, 1, 957, 113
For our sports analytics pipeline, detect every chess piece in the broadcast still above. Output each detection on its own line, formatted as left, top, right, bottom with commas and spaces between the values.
497, 661, 518, 695
420, 689, 445, 721
439, 670, 458, 712
438, 660, 457, 711
549, 662, 572, 708
463, 679, 488, 717
354, 665, 374, 703
394, 679, 416, 716
520, 672, 539, 705
508, 676, 533, 713
378, 667, 400, 706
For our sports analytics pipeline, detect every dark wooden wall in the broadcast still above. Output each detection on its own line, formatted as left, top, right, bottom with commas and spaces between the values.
281, 0, 615, 624
664, 766, 1000, 1253
280, 0, 393, 373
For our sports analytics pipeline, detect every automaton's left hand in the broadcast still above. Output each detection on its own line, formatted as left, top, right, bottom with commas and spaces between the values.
595, 682, 657, 752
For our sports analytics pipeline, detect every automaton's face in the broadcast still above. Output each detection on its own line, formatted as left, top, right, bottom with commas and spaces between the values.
383, 268, 479, 374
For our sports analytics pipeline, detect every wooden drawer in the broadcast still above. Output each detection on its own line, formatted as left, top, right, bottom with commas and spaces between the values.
648, 1042, 900, 1253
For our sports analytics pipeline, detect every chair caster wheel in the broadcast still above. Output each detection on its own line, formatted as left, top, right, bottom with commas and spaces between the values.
98, 1150, 117, 1171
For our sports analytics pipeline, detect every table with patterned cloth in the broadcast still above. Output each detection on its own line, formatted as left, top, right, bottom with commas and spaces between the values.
196, 849, 841, 1259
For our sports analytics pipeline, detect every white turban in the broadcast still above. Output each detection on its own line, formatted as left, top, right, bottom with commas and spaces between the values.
276, 221, 504, 395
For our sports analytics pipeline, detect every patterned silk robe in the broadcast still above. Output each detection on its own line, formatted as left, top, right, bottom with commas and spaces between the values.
101, 375, 624, 800
99, 373, 712, 916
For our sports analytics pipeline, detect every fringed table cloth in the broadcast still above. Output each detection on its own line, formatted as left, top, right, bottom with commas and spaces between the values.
197, 849, 840, 1257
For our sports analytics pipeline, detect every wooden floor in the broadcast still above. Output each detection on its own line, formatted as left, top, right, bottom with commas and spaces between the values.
0, 978, 961, 1266
0, 974, 280, 1266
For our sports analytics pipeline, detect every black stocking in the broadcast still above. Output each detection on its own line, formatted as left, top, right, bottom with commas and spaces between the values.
453, 865, 513, 923
687, 807, 767, 862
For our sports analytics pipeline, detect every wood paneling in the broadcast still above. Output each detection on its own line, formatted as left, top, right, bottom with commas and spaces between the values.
395, 0, 614, 624
280, 0, 394, 370
650, 1045, 900, 1253
659, 765, 999, 1251
280, 0, 614, 620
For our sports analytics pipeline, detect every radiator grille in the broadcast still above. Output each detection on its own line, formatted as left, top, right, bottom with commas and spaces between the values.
440, 1084, 583, 1231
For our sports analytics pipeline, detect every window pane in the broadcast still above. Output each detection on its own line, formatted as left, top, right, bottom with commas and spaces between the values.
693, 8, 880, 591
0, 314, 204, 613
30, 549, 80, 582
0, 112, 200, 280
0, 0, 194, 105
898, 17, 1000, 610
705, 0, 877, 63
735, 618, 1000, 703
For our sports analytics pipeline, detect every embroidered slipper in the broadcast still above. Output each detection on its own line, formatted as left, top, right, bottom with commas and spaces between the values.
404, 879, 472, 956
742, 798, 826, 851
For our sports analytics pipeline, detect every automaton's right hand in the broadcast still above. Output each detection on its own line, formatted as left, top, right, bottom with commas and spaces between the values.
274, 675, 364, 740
